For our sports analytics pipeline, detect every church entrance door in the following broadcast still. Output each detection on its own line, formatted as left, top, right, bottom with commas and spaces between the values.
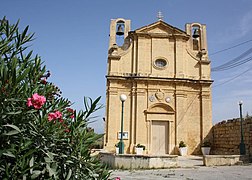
151, 121, 168, 155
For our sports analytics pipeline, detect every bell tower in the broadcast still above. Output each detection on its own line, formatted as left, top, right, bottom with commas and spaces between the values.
109, 18, 131, 48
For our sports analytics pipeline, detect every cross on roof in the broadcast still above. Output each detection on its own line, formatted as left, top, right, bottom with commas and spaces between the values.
157, 11, 164, 21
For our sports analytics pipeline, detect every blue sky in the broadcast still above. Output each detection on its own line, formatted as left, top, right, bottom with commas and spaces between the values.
2, 0, 252, 133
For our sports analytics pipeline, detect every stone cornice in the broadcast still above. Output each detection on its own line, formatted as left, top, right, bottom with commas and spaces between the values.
106, 75, 213, 85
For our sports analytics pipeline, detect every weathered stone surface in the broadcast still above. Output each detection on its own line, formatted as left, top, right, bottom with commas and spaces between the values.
203, 155, 249, 166
100, 152, 178, 169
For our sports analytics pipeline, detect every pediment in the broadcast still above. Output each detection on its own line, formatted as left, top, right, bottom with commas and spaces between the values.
135, 21, 187, 36
145, 103, 175, 114
148, 26, 170, 34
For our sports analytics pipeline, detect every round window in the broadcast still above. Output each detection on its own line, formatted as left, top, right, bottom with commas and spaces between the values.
154, 59, 167, 69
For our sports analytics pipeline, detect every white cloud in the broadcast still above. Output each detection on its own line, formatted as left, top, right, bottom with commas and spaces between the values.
240, 10, 252, 36
211, 9, 252, 45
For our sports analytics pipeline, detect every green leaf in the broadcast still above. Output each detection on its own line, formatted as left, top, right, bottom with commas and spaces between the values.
45, 151, 55, 161
65, 160, 74, 164
6, 19, 9, 37
6, 111, 22, 115
21, 26, 29, 41
22, 174, 27, 180
66, 169, 72, 180
4, 130, 20, 136
44, 157, 52, 163
3, 151, 15, 158
31, 171, 41, 179
26, 109, 37, 114
22, 140, 33, 149
16, 67, 30, 83
9, 19, 19, 38
29, 156, 34, 174
60, 154, 67, 158
21, 148, 37, 159
25, 50, 33, 61
46, 164, 56, 177
1, 114, 7, 119
3, 124, 21, 132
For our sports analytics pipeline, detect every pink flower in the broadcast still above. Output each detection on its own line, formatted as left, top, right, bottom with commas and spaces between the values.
66, 108, 74, 113
27, 93, 46, 109
41, 78, 47, 84
48, 112, 57, 121
66, 108, 75, 119
27, 98, 32, 107
54, 111, 62, 119
47, 110, 62, 122
115, 177, 121, 180
64, 128, 70, 133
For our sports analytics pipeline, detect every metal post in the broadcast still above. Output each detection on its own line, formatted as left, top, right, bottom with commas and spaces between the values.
119, 100, 124, 154
239, 101, 246, 155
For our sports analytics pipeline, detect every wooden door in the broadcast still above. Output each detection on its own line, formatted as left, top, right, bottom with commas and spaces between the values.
152, 121, 168, 154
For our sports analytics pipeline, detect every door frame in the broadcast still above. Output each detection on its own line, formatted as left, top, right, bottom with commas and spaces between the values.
145, 103, 175, 154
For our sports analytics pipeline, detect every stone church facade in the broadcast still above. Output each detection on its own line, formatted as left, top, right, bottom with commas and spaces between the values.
104, 18, 213, 155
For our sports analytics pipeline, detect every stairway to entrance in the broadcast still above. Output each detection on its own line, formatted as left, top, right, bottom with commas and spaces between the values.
178, 155, 204, 167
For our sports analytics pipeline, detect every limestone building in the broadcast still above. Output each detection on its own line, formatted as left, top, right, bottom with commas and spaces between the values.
104, 17, 213, 155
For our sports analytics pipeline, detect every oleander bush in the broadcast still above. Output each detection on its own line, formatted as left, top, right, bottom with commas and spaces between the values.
0, 17, 110, 179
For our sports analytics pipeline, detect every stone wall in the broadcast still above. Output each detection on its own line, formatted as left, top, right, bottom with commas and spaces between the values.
212, 117, 252, 156
100, 152, 178, 169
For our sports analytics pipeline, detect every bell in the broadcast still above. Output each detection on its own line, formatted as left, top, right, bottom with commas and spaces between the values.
192, 29, 200, 38
116, 24, 124, 36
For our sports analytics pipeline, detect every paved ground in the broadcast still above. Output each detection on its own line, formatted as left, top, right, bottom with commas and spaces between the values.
110, 156, 252, 180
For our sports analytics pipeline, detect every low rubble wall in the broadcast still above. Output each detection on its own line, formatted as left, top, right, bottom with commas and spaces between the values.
203, 155, 249, 166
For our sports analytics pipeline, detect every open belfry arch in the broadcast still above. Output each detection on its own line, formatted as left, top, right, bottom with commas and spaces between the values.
104, 17, 213, 155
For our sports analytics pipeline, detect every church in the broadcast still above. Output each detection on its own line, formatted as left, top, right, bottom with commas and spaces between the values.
104, 16, 213, 155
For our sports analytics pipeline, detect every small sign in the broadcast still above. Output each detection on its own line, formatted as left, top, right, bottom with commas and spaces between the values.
117, 132, 128, 140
